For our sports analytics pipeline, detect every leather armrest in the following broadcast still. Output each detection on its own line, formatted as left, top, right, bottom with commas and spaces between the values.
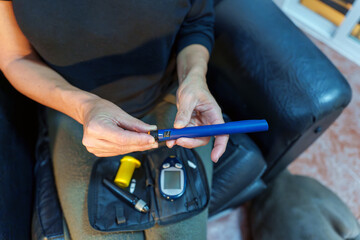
32, 110, 64, 240
209, 0, 352, 181
209, 132, 267, 216
0, 72, 37, 238
0, 72, 63, 240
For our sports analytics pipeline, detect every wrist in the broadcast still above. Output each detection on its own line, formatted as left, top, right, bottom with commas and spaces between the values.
76, 92, 102, 125
180, 71, 208, 91
188, 66, 207, 78
177, 45, 209, 84
179, 63, 207, 81
55, 85, 100, 124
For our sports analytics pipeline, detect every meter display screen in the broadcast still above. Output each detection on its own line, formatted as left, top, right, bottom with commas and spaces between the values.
164, 171, 181, 189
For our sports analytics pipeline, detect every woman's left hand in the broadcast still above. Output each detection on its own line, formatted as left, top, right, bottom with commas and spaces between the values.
166, 73, 229, 163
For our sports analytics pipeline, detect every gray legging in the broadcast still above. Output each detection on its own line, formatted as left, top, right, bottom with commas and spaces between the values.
46, 99, 213, 240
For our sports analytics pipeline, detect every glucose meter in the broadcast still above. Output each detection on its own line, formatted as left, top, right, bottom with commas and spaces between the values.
159, 156, 186, 200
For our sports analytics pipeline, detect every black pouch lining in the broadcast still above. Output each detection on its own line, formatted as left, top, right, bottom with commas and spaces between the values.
88, 156, 155, 232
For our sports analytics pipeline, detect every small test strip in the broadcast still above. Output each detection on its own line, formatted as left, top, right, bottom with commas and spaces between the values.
187, 160, 197, 169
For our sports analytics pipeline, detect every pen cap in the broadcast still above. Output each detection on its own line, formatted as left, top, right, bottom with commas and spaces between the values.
114, 156, 141, 188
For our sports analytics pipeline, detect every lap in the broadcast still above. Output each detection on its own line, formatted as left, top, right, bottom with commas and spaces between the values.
47, 109, 141, 240
46, 105, 212, 240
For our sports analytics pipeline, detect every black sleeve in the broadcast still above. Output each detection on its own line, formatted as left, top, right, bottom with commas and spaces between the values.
176, 0, 215, 54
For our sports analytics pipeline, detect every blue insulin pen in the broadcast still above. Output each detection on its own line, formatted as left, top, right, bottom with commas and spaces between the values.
148, 120, 269, 141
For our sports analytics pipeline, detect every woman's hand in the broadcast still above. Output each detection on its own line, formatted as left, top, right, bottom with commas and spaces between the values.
166, 73, 229, 163
81, 97, 158, 157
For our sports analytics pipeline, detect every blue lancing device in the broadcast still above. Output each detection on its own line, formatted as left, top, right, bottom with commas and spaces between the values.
148, 120, 269, 142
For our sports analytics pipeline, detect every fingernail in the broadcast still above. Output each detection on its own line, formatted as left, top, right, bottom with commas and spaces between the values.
149, 125, 157, 131
174, 121, 184, 128
152, 143, 158, 148
148, 138, 155, 144
212, 154, 219, 163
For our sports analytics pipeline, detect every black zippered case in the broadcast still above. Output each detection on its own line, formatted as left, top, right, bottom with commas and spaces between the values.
87, 145, 210, 232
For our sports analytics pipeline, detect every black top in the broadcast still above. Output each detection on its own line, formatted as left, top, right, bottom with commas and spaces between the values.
7, 0, 214, 115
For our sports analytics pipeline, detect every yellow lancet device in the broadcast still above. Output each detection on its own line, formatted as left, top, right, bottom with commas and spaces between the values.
114, 156, 141, 188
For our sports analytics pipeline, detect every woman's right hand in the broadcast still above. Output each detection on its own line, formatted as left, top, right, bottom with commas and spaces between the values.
81, 97, 158, 157
1, 1, 159, 158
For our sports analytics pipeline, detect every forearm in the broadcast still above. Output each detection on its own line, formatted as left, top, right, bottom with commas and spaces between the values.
1, 53, 98, 124
173, 44, 228, 162
176, 44, 210, 84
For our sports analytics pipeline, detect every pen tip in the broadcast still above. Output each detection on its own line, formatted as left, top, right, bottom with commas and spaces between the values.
142, 205, 149, 213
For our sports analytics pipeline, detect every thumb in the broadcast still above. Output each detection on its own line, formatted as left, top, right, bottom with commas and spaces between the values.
174, 97, 197, 129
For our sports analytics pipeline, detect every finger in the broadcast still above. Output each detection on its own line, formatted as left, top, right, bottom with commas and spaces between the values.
201, 106, 224, 126
174, 95, 197, 129
105, 124, 156, 145
118, 114, 157, 133
174, 137, 210, 149
85, 120, 156, 146
166, 140, 176, 148
84, 138, 156, 150
115, 142, 158, 153
211, 135, 229, 163
87, 142, 159, 157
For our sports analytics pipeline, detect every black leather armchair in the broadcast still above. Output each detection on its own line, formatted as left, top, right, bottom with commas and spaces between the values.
0, 0, 352, 239
208, 0, 352, 215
